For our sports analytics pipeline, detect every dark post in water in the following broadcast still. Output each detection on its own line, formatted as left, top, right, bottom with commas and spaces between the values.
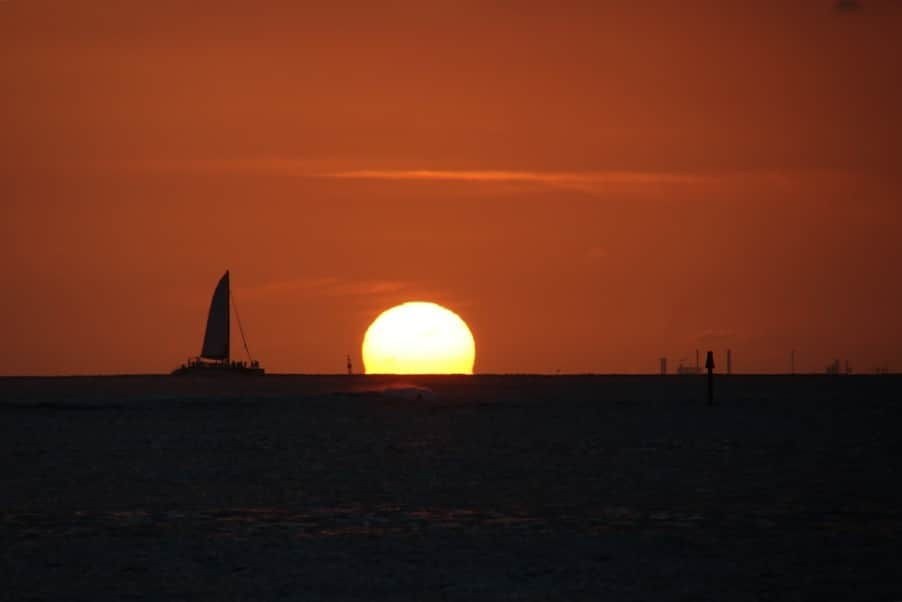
705, 351, 715, 405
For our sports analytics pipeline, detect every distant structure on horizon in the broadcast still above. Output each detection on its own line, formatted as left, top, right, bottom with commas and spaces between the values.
825, 359, 854, 375
660, 357, 667, 375
676, 350, 702, 375
726, 349, 732, 375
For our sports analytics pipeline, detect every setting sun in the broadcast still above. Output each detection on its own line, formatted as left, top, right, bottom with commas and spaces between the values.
362, 302, 476, 374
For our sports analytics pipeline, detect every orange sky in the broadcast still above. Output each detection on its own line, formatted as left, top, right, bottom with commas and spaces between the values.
2, 1, 901, 374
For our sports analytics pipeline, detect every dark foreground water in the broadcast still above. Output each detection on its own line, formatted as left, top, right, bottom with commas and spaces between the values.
2, 375, 900, 601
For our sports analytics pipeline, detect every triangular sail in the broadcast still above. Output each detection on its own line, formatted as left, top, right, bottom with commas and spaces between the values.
200, 271, 230, 360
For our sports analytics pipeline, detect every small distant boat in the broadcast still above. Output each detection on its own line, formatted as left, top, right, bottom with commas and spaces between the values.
172, 270, 264, 376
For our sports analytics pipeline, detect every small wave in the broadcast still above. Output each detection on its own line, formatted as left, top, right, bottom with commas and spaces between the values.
377, 384, 438, 402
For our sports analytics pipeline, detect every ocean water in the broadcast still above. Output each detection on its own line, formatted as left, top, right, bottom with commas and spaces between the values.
2, 375, 900, 600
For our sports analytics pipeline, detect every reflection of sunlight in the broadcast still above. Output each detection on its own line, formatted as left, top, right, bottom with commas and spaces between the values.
362, 302, 475, 374
378, 385, 437, 401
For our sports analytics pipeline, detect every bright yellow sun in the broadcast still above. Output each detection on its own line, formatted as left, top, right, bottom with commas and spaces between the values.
362, 302, 476, 374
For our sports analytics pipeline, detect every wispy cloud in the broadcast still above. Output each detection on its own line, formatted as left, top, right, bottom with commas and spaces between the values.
244, 277, 408, 301
321, 168, 860, 198
585, 246, 610, 262
324, 169, 717, 194
834, 0, 862, 13
96, 158, 861, 199
104, 160, 715, 188
243, 276, 473, 319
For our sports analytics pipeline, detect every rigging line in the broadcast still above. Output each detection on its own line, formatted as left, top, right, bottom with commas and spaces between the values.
230, 290, 253, 361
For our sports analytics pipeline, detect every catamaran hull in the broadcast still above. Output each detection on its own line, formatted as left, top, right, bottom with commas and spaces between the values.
171, 364, 265, 376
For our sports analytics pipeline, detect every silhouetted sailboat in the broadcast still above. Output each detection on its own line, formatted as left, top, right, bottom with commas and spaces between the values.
172, 270, 264, 375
